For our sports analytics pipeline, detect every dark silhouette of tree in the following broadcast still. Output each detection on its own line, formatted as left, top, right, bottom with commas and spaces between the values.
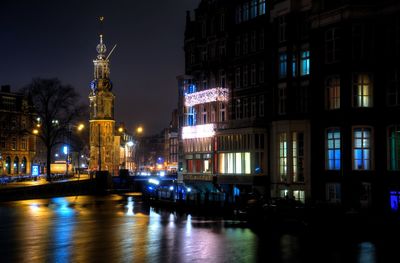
22, 78, 86, 181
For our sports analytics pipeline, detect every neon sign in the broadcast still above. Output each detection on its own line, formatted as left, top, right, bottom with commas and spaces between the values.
182, 124, 215, 139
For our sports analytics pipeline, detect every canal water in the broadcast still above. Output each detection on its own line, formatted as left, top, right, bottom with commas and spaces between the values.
0, 195, 394, 262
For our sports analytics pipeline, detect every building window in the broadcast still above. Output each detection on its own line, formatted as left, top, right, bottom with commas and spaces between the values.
243, 65, 248, 87
251, 97, 256, 118
279, 133, 288, 182
243, 34, 249, 54
292, 132, 304, 182
202, 105, 207, 124
258, 0, 266, 15
250, 64, 256, 85
259, 62, 265, 83
259, 29, 264, 50
259, 95, 264, 117
326, 128, 341, 170
326, 183, 341, 203
325, 27, 341, 63
293, 190, 305, 203
353, 74, 373, 108
220, 14, 225, 32
353, 127, 372, 170
11, 137, 17, 150
250, 0, 258, 19
300, 50, 310, 76
243, 98, 249, 119
187, 107, 196, 126
278, 86, 286, 115
235, 37, 241, 56
388, 125, 400, 171
219, 41, 226, 57
21, 138, 27, 150
219, 103, 226, 122
388, 69, 400, 106
235, 6, 242, 24
278, 16, 287, 43
219, 70, 226, 87
279, 53, 287, 78
243, 3, 249, 21
211, 106, 216, 123
235, 99, 241, 120
292, 54, 297, 77
326, 76, 341, 110
235, 67, 241, 89
250, 31, 256, 51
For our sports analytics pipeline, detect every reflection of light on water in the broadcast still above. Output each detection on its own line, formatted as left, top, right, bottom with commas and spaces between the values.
169, 213, 175, 228
125, 196, 134, 216
29, 203, 41, 213
186, 214, 192, 236
358, 242, 376, 263
50, 197, 74, 217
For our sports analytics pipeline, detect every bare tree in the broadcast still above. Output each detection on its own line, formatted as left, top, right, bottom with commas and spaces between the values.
22, 78, 86, 181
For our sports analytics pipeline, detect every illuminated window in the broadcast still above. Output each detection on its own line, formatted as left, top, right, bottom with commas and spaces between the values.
11, 137, 17, 150
202, 105, 207, 124
300, 50, 310, 76
292, 132, 304, 182
186, 107, 196, 126
353, 74, 373, 107
326, 76, 340, 110
250, 0, 258, 18
292, 54, 297, 77
353, 127, 372, 170
211, 106, 216, 123
21, 138, 27, 150
258, 0, 266, 15
388, 125, 400, 171
279, 133, 288, 182
219, 152, 251, 174
279, 53, 287, 78
390, 191, 400, 212
326, 128, 341, 170
293, 190, 305, 203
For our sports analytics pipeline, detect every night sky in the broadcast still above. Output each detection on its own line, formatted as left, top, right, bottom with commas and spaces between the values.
0, 0, 200, 135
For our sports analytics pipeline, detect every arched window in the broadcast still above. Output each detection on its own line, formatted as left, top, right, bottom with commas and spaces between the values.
14, 156, 19, 174
6, 156, 11, 174
21, 157, 27, 174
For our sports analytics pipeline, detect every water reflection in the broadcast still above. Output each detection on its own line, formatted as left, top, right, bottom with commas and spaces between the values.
0, 195, 386, 262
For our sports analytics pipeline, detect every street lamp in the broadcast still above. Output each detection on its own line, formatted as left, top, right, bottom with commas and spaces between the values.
66, 123, 85, 177
135, 126, 143, 174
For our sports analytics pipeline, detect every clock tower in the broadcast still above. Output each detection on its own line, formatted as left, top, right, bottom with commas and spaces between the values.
89, 33, 116, 174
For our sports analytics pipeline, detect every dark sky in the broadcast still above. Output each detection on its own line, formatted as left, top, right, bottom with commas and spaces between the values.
0, 0, 200, 135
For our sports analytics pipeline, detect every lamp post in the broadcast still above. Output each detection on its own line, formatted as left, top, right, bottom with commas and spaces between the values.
125, 141, 134, 170
65, 123, 85, 177
135, 126, 143, 174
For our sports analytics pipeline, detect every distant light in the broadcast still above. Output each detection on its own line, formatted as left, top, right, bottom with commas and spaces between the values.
81, 164, 86, 167
55, 153, 59, 157
159, 171, 165, 177
63, 146, 68, 155
187, 187, 191, 192
118, 127, 123, 133
81, 155, 84, 158
169, 186, 174, 191
126, 141, 134, 147
148, 178, 160, 185
184, 87, 229, 107
148, 186, 154, 191
77, 124, 85, 131
33, 129, 39, 135
182, 124, 215, 139
137, 126, 143, 134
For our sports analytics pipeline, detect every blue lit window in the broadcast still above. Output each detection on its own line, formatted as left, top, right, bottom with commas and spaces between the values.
187, 107, 196, 126
279, 53, 287, 78
326, 128, 341, 170
390, 191, 400, 212
292, 54, 297, 77
353, 127, 372, 170
300, 50, 310, 76
258, 0, 266, 15
250, 0, 258, 19
388, 125, 400, 171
